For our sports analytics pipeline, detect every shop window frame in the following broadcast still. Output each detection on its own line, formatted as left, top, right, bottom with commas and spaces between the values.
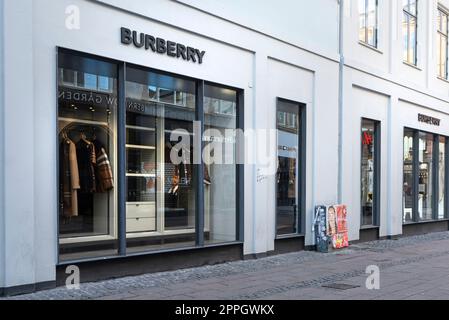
275, 97, 307, 239
360, 118, 381, 228
402, 127, 449, 225
56, 47, 244, 264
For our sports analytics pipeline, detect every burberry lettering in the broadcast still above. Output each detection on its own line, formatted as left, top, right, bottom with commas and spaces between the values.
418, 113, 441, 126
121, 27, 206, 64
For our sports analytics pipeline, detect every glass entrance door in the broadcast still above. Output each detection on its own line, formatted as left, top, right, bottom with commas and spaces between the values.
276, 100, 301, 236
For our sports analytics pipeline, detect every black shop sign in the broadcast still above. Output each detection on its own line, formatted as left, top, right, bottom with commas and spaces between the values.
121, 27, 206, 64
418, 114, 441, 126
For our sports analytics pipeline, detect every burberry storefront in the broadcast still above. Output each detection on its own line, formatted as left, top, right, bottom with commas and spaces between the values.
1, 0, 343, 296
0, 0, 263, 295
57, 47, 244, 263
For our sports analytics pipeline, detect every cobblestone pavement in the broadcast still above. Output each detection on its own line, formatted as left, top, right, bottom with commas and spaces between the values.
5, 231, 449, 300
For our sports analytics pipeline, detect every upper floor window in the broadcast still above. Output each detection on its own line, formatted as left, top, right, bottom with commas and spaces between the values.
359, 0, 379, 48
437, 7, 449, 79
403, 0, 418, 65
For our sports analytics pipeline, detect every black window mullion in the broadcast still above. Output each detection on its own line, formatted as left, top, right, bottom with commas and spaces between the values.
299, 104, 307, 234
433, 135, 440, 221
117, 62, 127, 256
374, 121, 381, 226
195, 80, 205, 247
413, 130, 420, 222
445, 137, 449, 219
236, 90, 245, 242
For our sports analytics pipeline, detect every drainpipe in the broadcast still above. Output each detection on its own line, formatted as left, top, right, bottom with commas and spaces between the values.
338, 0, 345, 204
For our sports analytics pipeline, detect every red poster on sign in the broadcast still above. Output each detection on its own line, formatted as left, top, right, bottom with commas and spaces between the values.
332, 233, 349, 249
336, 205, 348, 233
332, 205, 349, 249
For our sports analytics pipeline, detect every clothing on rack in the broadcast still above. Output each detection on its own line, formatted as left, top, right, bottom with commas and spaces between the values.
165, 142, 212, 195
77, 139, 97, 193
93, 140, 114, 192
59, 137, 80, 217
288, 158, 296, 199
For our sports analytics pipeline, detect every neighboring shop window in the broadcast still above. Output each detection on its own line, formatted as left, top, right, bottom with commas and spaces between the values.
361, 119, 380, 227
403, 129, 415, 223
204, 85, 238, 244
438, 7, 449, 79
418, 132, 434, 221
58, 49, 242, 261
403, 128, 448, 224
439, 136, 446, 219
58, 50, 118, 261
403, 0, 418, 65
276, 99, 304, 236
358, 0, 379, 48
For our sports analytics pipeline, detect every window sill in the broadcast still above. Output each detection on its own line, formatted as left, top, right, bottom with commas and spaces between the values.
276, 234, 305, 240
403, 218, 449, 226
437, 76, 449, 84
358, 41, 383, 54
403, 61, 422, 71
58, 241, 244, 266
360, 225, 380, 230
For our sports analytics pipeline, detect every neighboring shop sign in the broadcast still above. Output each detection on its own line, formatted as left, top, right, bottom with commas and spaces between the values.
121, 27, 206, 64
418, 113, 441, 126
332, 205, 349, 249
314, 204, 349, 251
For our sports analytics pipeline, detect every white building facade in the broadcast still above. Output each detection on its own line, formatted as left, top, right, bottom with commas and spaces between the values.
1, 0, 449, 295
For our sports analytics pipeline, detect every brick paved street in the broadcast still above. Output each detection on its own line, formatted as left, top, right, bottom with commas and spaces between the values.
5, 232, 449, 300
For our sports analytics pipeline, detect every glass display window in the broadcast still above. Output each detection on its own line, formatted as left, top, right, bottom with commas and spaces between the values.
57, 49, 243, 261
58, 50, 118, 261
361, 118, 380, 227
203, 84, 238, 244
275, 99, 305, 236
403, 127, 448, 224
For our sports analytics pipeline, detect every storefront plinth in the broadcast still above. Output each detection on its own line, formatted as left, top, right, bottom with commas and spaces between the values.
273, 236, 305, 255
0, 281, 56, 298
355, 227, 380, 243
402, 220, 449, 237
56, 243, 243, 286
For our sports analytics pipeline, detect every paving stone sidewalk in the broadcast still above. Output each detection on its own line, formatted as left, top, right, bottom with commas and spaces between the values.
5, 231, 449, 300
